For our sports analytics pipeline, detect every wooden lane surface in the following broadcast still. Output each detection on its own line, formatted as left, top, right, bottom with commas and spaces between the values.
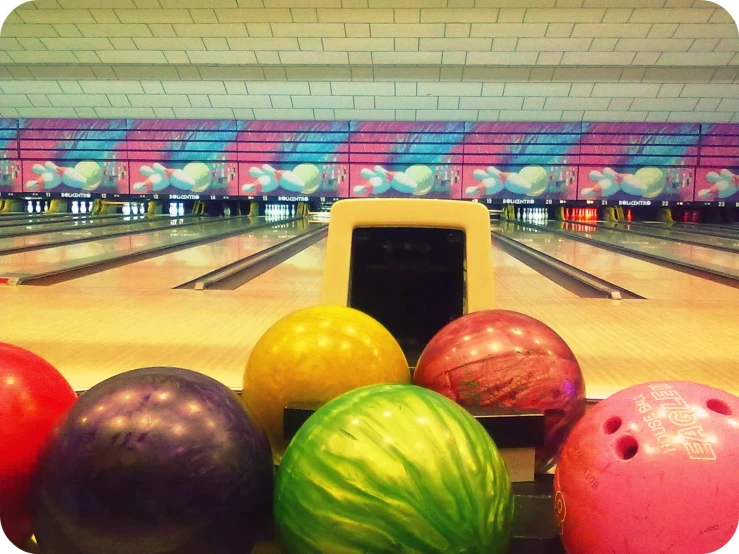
51, 221, 313, 292
500, 225, 739, 304
1, 239, 737, 400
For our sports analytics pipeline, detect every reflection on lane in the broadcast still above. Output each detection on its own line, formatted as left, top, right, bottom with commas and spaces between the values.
598, 222, 739, 251
543, 221, 739, 278
0, 216, 204, 251
0, 215, 153, 237
493, 221, 660, 278
641, 221, 739, 239
53, 220, 317, 290
0, 217, 279, 275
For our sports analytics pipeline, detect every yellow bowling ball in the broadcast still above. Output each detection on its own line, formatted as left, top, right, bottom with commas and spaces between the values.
242, 305, 410, 461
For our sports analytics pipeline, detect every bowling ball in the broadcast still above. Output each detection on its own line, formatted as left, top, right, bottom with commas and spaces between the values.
405, 164, 434, 196
243, 305, 410, 461
518, 165, 548, 197
74, 161, 102, 191
275, 384, 514, 553
413, 310, 585, 472
292, 163, 320, 195
33, 367, 274, 554
183, 162, 211, 193
555, 381, 739, 554
0, 343, 76, 518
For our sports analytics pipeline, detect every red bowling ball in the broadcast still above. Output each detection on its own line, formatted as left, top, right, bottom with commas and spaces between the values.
0, 343, 77, 519
555, 381, 739, 554
413, 310, 585, 471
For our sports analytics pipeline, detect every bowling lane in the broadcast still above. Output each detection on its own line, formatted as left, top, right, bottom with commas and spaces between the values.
0, 212, 75, 223
596, 222, 739, 251
0, 216, 198, 252
232, 236, 327, 304
231, 231, 580, 306
0, 214, 151, 237
0, 212, 126, 229
496, 222, 739, 301
0, 217, 284, 277
544, 221, 739, 279
641, 221, 739, 239
490, 238, 579, 302
53, 219, 321, 291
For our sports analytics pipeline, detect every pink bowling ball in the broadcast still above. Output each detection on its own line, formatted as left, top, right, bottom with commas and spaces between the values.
555, 381, 739, 554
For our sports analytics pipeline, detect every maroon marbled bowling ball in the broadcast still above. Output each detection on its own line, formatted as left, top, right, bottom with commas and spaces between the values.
413, 310, 586, 471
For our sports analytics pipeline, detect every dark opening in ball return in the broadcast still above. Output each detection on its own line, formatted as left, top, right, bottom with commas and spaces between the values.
286, 199, 565, 553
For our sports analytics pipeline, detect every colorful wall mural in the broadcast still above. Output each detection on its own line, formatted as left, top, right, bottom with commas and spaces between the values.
0, 119, 737, 203
696, 124, 739, 203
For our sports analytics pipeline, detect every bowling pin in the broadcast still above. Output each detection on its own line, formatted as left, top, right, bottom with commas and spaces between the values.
72, 201, 79, 214
178, 202, 185, 216
80, 200, 87, 214
169, 202, 177, 217
140, 202, 145, 215
132, 203, 139, 215
291, 205, 296, 217
122, 202, 131, 216
26, 200, 33, 213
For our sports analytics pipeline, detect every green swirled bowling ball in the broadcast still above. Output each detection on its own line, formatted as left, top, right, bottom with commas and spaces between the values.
275, 384, 514, 553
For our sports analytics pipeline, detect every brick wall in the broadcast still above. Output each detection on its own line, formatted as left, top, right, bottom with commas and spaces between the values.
1, 0, 737, 121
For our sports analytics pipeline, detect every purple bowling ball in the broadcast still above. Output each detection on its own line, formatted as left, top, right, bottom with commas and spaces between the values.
33, 367, 273, 554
